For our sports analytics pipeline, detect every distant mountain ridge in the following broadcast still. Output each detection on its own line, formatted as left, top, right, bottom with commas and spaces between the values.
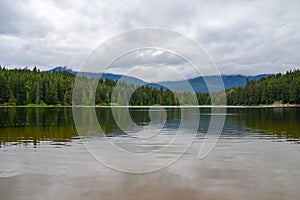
47, 66, 145, 85
161, 74, 270, 92
47, 66, 270, 92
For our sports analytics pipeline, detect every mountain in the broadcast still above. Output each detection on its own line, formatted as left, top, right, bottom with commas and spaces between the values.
46, 67, 270, 92
47, 66, 75, 74
158, 74, 270, 93
47, 66, 145, 85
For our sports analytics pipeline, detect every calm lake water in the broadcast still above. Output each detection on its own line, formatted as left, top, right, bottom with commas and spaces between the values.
0, 107, 300, 200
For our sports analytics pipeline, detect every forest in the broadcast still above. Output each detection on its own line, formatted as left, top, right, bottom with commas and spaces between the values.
226, 69, 300, 105
0, 66, 196, 106
0, 66, 299, 106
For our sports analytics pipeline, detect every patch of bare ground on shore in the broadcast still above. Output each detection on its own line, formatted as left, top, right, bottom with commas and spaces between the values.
259, 102, 300, 107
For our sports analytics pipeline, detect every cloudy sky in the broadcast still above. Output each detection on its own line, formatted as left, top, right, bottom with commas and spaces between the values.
0, 0, 300, 81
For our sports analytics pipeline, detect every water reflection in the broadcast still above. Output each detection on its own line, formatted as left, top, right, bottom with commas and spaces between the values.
0, 107, 300, 147
245, 107, 300, 139
0, 108, 76, 148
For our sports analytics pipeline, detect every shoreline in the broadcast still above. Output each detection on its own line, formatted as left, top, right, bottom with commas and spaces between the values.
0, 104, 299, 108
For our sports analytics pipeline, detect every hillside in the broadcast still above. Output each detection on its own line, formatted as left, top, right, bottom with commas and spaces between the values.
48, 66, 269, 92
227, 70, 300, 105
160, 74, 269, 92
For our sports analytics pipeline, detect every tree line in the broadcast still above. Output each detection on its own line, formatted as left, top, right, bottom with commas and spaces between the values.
226, 69, 300, 105
0, 66, 74, 105
0, 66, 199, 106
0, 66, 299, 106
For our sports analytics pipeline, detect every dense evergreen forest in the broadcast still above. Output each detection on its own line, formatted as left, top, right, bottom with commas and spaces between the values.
0, 66, 196, 106
0, 66, 299, 106
0, 66, 74, 105
226, 69, 300, 105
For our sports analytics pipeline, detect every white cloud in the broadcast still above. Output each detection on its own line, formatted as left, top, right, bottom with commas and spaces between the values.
0, 0, 300, 79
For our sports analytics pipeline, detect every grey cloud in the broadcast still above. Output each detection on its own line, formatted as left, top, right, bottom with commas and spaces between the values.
0, 0, 300, 79
110, 50, 184, 69
0, 1, 52, 37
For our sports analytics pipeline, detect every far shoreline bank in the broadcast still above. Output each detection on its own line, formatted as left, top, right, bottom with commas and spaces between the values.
0, 104, 300, 108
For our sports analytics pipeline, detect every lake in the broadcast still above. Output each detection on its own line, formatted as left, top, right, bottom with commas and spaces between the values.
0, 107, 300, 200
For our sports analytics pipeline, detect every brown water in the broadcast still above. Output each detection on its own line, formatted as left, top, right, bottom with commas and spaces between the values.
0, 107, 300, 200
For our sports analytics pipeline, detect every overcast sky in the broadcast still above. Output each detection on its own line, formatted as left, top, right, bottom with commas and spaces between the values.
0, 0, 300, 81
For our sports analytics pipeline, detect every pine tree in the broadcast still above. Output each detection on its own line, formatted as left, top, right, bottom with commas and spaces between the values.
0, 75, 10, 104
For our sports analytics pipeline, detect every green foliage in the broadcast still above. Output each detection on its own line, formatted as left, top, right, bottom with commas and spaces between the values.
129, 86, 180, 106
0, 75, 10, 104
3, 67, 297, 106
0, 68, 74, 106
226, 69, 300, 105
0, 67, 197, 106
